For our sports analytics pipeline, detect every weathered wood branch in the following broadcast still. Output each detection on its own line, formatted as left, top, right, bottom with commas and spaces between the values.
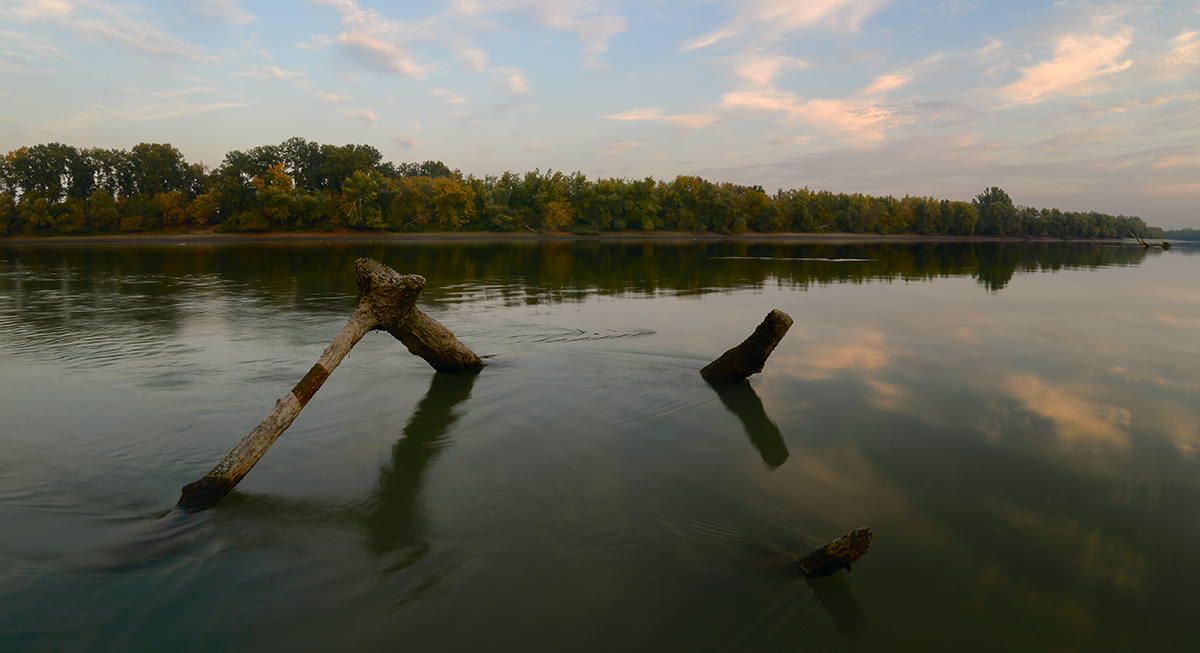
795, 527, 873, 577
355, 258, 483, 375
700, 309, 794, 383
175, 258, 480, 512
1129, 230, 1171, 250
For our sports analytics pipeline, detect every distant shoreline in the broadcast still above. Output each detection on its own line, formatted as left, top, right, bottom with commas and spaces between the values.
0, 230, 1140, 247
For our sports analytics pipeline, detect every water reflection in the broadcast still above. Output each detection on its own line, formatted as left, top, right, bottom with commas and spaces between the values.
366, 371, 478, 562
707, 380, 789, 468
805, 574, 866, 638
4, 240, 1200, 651
1, 241, 1159, 310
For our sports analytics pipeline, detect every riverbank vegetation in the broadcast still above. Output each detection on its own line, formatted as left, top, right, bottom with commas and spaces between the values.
1163, 228, 1200, 241
1, 139, 1164, 239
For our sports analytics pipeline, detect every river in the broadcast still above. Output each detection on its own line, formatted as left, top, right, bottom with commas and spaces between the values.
1, 240, 1198, 651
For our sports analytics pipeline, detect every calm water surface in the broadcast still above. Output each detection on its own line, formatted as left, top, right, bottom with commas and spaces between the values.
1, 240, 1198, 651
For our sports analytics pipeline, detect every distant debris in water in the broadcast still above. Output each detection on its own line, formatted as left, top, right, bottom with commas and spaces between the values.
1129, 231, 1171, 250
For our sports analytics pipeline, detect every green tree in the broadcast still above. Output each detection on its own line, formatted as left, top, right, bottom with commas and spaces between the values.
88, 189, 119, 231
429, 177, 476, 230
974, 187, 1019, 236
0, 193, 15, 236
186, 194, 217, 227
341, 169, 385, 229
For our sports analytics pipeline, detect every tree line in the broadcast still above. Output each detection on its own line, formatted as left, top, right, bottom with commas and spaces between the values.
1163, 228, 1200, 241
0, 138, 1164, 239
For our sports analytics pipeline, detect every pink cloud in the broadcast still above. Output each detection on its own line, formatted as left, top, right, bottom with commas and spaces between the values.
683, 0, 886, 50
606, 107, 716, 130
1002, 32, 1132, 104
722, 89, 907, 140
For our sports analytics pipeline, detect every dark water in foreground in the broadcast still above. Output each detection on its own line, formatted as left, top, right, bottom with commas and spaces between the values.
1, 240, 1198, 651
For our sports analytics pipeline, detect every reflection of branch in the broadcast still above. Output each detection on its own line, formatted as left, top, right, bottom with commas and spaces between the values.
366, 371, 478, 557
707, 379, 789, 468
796, 528, 873, 637
806, 573, 866, 637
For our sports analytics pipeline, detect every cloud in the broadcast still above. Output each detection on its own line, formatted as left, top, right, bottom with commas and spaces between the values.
733, 53, 808, 87
1144, 182, 1200, 195
1074, 90, 1196, 116
88, 100, 254, 121
722, 89, 907, 140
1008, 375, 1131, 447
1153, 155, 1187, 168
312, 0, 434, 78
766, 135, 812, 146
188, 0, 255, 26
497, 68, 529, 95
1146, 30, 1200, 78
315, 91, 351, 103
233, 65, 305, 81
683, 0, 887, 50
1034, 125, 1127, 153
304, 0, 627, 76
392, 134, 420, 149
0, 29, 70, 60
598, 141, 645, 155
0, 58, 39, 75
2, 0, 204, 60
521, 141, 551, 151
134, 87, 221, 99
451, 39, 489, 72
606, 107, 717, 130
339, 108, 378, 126
523, 0, 625, 43
860, 74, 910, 96
927, 0, 976, 17
1002, 32, 1133, 104
35, 127, 89, 144
429, 88, 468, 106
295, 34, 332, 50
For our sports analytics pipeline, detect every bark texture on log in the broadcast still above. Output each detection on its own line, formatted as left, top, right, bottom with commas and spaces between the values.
795, 527, 873, 577
175, 259, 482, 512
393, 309, 483, 374
700, 309, 794, 383
356, 258, 482, 374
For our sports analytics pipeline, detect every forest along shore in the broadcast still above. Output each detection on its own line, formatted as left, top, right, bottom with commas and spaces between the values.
0, 231, 1153, 246
1, 140, 1163, 240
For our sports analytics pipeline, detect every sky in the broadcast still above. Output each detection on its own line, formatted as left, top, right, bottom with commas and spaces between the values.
1, 0, 1197, 228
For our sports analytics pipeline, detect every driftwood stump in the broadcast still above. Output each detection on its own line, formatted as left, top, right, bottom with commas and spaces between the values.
795, 527, 873, 577
175, 259, 481, 512
700, 310, 793, 383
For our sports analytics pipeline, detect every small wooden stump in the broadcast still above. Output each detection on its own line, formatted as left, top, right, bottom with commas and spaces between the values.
700, 310, 793, 383
175, 258, 481, 512
795, 527, 873, 577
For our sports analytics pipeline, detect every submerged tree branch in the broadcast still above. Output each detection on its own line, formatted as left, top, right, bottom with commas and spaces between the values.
175, 258, 481, 512
795, 528, 873, 577
700, 309, 794, 383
